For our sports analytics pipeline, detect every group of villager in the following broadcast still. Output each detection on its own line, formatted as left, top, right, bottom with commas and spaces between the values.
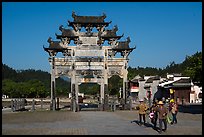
136, 98, 178, 134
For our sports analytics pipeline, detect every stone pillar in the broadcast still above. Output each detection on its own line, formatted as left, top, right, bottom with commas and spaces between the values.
71, 83, 76, 112
75, 78, 79, 112
14, 99, 17, 111
122, 77, 126, 100
16, 98, 19, 110
32, 99, 35, 111
104, 94, 109, 111
103, 51, 108, 111
123, 75, 127, 102
101, 49, 108, 111
71, 70, 77, 112
51, 56, 56, 111
56, 97, 59, 110
22, 98, 26, 110
123, 69, 128, 106
41, 98, 43, 109
99, 81, 104, 111
11, 99, 14, 112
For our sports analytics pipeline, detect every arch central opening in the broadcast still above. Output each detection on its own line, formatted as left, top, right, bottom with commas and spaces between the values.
108, 75, 123, 97
79, 83, 100, 111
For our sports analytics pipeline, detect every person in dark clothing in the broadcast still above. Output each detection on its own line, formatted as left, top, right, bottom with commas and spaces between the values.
150, 102, 158, 129
156, 101, 168, 134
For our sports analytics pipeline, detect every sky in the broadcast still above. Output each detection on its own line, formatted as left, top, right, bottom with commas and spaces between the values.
2, 2, 202, 73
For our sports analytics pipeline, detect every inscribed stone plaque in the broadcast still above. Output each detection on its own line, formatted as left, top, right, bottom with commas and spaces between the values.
75, 50, 104, 57
80, 37, 98, 45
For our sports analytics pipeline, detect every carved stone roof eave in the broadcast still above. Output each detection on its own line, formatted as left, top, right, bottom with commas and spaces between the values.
71, 12, 107, 23
112, 44, 136, 51
55, 34, 78, 40
112, 47, 135, 52
68, 21, 111, 27
101, 35, 123, 40
43, 46, 67, 53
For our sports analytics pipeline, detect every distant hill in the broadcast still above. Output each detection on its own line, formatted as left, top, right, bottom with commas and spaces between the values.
2, 63, 70, 97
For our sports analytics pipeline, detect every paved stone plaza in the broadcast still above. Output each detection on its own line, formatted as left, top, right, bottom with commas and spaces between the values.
2, 109, 202, 135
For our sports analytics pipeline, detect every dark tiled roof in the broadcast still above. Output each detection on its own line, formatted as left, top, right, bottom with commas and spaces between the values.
172, 78, 191, 87
56, 25, 78, 39
139, 78, 145, 81
100, 25, 122, 39
174, 78, 191, 83
113, 37, 135, 51
130, 79, 139, 83
130, 75, 143, 83
145, 76, 160, 83
72, 11, 106, 23
145, 77, 154, 83
117, 37, 130, 49
46, 37, 64, 50
153, 75, 160, 80
162, 78, 191, 88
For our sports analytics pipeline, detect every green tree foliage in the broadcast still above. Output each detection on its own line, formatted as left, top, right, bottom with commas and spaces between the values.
2, 63, 70, 98
2, 79, 49, 98
2, 79, 17, 98
2, 64, 17, 81
128, 66, 162, 79
127, 51, 202, 86
56, 77, 71, 97
182, 52, 202, 86
108, 75, 123, 95
79, 83, 100, 95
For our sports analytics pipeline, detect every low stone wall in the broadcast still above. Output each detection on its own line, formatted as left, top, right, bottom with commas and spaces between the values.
178, 103, 202, 114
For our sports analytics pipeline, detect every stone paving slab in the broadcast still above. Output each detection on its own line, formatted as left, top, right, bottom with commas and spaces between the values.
2, 110, 202, 135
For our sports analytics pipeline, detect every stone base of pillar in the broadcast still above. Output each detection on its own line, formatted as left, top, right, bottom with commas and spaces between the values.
50, 99, 56, 111
71, 99, 76, 112
103, 103, 109, 111
56, 98, 59, 110
98, 103, 104, 111
76, 104, 79, 112
119, 98, 125, 110
104, 94, 109, 111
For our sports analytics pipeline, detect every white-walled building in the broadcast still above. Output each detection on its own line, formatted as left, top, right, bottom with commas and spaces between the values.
129, 75, 160, 102
191, 85, 202, 103
129, 73, 198, 104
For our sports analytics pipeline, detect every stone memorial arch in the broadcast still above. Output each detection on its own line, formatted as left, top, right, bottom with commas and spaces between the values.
43, 11, 135, 112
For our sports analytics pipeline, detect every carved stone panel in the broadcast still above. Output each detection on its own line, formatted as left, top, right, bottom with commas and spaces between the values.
108, 67, 123, 78
79, 36, 98, 45
75, 49, 104, 57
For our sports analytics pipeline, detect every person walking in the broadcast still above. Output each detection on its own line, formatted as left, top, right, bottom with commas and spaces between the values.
156, 101, 168, 134
171, 101, 178, 124
165, 99, 173, 124
150, 102, 158, 129
137, 99, 148, 126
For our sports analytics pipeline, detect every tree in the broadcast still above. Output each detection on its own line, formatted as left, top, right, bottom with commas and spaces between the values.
2, 79, 17, 98
108, 75, 123, 95
26, 80, 48, 98
182, 52, 202, 86
2, 63, 69, 98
